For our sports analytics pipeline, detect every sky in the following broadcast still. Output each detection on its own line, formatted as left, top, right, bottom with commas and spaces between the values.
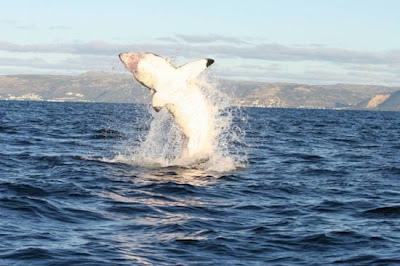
1, 0, 399, 85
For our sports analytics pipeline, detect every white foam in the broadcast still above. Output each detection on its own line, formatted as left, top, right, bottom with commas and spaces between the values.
114, 74, 247, 172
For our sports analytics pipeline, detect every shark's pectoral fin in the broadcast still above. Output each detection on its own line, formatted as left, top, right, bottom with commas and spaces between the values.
152, 93, 177, 114
152, 92, 165, 112
178, 58, 214, 81
153, 106, 162, 112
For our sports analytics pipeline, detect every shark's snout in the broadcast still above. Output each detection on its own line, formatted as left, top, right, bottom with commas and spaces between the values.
118, 53, 126, 61
119, 52, 142, 71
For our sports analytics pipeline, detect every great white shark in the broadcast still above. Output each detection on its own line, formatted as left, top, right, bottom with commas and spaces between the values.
119, 52, 215, 162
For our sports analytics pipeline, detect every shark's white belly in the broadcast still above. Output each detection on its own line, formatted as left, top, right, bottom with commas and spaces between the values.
168, 88, 214, 158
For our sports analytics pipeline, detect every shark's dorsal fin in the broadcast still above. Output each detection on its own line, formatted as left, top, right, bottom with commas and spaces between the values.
178, 58, 214, 81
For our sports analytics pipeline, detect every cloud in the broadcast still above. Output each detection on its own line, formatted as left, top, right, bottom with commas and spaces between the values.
0, 54, 119, 73
156, 36, 178, 42
0, 19, 18, 24
205, 43, 400, 65
341, 63, 399, 75
0, 19, 38, 30
16, 25, 37, 30
48, 25, 72, 30
175, 34, 247, 44
0, 36, 399, 85
237, 63, 282, 71
217, 66, 400, 86
0, 40, 399, 66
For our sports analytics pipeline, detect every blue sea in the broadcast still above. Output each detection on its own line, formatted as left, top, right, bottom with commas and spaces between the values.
1, 100, 399, 265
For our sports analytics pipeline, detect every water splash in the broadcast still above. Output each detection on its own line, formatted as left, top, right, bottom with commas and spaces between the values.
114, 74, 248, 172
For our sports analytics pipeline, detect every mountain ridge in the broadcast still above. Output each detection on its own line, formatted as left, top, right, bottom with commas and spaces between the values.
0, 71, 399, 111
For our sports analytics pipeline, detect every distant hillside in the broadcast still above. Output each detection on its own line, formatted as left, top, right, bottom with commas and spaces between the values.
373, 91, 400, 111
225, 81, 399, 110
0, 71, 149, 103
0, 71, 399, 111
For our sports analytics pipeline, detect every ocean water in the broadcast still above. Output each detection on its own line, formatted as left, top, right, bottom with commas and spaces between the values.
0, 100, 399, 265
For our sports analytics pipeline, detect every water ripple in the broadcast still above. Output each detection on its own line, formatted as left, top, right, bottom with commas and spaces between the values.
0, 102, 399, 265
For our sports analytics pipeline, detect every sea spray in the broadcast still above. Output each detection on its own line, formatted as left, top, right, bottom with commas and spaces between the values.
114, 68, 247, 172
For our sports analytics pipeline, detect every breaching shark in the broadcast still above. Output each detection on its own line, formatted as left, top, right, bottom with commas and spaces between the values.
119, 52, 215, 162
